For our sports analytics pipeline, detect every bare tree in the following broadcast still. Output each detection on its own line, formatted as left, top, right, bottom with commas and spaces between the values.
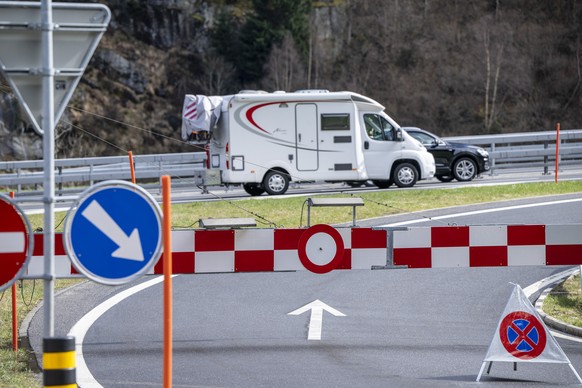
199, 52, 236, 95
483, 27, 504, 131
562, 42, 581, 113
263, 33, 306, 91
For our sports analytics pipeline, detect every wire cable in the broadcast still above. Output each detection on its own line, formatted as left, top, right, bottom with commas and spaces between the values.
64, 116, 282, 229
20, 279, 36, 307
196, 185, 280, 228
2, 82, 442, 229
354, 193, 464, 226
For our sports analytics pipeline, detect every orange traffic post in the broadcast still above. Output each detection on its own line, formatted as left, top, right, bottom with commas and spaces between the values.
128, 150, 136, 184
10, 191, 17, 352
162, 175, 173, 388
555, 123, 560, 183
11, 283, 17, 352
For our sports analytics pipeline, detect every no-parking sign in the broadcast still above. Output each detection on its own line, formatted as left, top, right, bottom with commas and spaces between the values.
499, 311, 547, 360
476, 283, 582, 383
480, 283, 570, 364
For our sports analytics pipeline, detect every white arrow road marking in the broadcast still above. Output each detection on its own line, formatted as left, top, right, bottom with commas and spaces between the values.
0, 232, 25, 253
288, 299, 346, 340
81, 200, 144, 262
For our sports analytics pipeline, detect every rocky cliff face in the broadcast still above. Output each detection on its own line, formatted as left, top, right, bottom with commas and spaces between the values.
0, 0, 345, 160
3, 1, 577, 162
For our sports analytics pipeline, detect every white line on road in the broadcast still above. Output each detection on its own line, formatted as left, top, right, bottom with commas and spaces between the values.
68, 275, 177, 387
381, 197, 582, 227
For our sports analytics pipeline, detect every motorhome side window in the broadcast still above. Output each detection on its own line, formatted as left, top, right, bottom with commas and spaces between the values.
321, 114, 350, 131
364, 114, 395, 141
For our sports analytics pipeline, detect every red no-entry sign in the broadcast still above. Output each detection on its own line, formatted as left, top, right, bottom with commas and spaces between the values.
297, 224, 345, 274
0, 195, 33, 291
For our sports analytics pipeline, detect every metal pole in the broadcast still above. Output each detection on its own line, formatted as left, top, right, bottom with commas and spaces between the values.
162, 176, 173, 388
10, 191, 18, 352
41, 0, 56, 337
555, 122, 560, 183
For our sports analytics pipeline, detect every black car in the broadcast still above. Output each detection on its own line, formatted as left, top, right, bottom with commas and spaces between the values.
403, 127, 490, 182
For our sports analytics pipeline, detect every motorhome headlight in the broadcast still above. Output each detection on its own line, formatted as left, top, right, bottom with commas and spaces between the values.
414, 139, 426, 150
477, 148, 488, 156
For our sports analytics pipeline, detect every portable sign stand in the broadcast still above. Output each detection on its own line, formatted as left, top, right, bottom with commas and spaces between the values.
476, 283, 582, 384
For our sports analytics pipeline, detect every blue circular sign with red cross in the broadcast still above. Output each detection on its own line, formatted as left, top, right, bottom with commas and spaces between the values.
499, 311, 547, 359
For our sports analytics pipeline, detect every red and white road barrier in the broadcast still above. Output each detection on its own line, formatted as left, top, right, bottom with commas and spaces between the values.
26, 227, 387, 276
25, 224, 582, 277
393, 224, 582, 268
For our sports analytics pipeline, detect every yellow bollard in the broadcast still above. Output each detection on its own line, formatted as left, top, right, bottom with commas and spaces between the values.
43, 336, 76, 388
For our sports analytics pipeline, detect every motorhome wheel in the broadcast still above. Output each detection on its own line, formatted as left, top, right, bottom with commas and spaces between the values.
263, 171, 290, 195
393, 163, 418, 188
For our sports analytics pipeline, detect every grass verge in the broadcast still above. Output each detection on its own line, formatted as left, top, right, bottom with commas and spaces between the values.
542, 274, 582, 328
0, 279, 82, 387
22, 181, 582, 230
1, 180, 581, 385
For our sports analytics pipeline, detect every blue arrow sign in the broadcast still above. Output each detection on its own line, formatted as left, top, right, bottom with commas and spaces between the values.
65, 181, 162, 285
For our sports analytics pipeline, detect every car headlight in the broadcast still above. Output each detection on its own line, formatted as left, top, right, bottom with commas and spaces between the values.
477, 148, 488, 156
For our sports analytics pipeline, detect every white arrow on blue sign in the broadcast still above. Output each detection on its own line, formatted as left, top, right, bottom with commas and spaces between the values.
64, 181, 162, 285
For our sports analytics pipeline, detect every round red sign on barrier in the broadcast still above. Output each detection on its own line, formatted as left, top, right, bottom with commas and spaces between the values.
297, 224, 344, 274
0, 195, 33, 291
499, 310, 547, 360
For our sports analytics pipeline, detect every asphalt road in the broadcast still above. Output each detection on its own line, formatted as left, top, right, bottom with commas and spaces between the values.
25, 193, 582, 387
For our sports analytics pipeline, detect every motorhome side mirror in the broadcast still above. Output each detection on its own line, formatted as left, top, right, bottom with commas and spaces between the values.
395, 128, 403, 142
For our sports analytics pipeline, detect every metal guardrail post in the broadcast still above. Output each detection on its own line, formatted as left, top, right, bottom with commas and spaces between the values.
17, 169, 21, 193
490, 142, 496, 175
543, 141, 549, 174
57, 166, 62, 195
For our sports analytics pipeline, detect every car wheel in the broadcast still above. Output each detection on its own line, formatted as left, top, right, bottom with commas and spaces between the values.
263, 170, 290, 195
345, 180, 366, 188
372, 180, 392, 189
243, 183, 265, 196
392, 163, 418, 188
435, 175, 454, 183
453, 157, 477, 181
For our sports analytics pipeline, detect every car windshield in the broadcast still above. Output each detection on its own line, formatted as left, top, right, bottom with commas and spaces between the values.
410, 131, 437, 146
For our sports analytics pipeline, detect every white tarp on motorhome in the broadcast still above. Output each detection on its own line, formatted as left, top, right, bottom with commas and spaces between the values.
181, 94, 223, 140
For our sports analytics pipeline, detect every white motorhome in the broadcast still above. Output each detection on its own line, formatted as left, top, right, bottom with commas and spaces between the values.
181, 90, 435, 195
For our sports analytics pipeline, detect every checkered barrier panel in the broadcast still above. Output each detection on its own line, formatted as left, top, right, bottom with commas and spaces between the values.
393, 224, 582, 268
25, 227, 388, 276
24, 224, 582, 276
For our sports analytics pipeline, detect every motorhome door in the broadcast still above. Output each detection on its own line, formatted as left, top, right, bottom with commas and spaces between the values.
360, 112, 402, 179
295, 104, 318, 171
